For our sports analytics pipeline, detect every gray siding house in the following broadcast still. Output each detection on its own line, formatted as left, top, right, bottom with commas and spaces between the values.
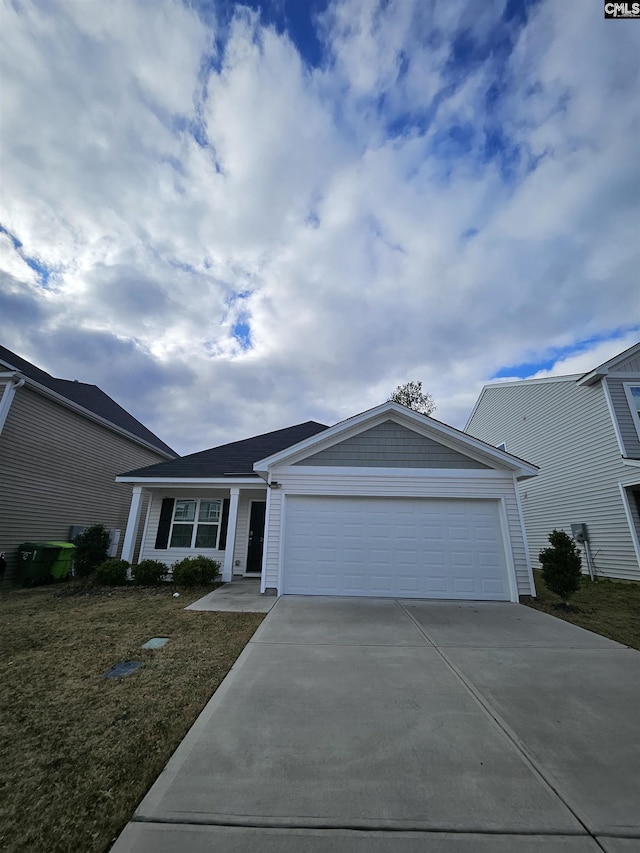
465, 343, 640, 581
0, 345, 176, 583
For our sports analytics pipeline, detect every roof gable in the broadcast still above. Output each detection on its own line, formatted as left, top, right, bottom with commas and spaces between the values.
578, 341, 640, 385
0, 344, 176, 457
118, 421, 329, 479
255, 402, 538, 479
294, 420, 490, 469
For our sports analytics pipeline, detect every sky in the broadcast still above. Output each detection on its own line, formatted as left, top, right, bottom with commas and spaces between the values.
1, 0, 639, 455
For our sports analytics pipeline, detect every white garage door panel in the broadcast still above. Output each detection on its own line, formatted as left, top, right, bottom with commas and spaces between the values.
282, 496, 510, 600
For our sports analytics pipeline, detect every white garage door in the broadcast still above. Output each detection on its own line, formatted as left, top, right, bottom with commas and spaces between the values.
282, 496, 511, 600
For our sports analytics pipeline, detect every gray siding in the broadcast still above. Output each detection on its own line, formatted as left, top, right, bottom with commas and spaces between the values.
466, 379, 640, 581
0, 386, 168, 583
606, 377, 640, 459
294, 420, 489, 469
610, 353, 640, 374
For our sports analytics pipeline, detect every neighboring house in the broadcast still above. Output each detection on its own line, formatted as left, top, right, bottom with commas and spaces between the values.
0, 345, 177, 582
465, 342, 640, 582
117, 401, 538, 601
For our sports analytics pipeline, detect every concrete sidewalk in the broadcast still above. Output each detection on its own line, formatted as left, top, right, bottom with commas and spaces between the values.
112, 598, 640, 853
186, 578, 276, 613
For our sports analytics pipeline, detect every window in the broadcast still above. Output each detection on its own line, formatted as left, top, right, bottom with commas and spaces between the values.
169, 499, 221, 549
624, 384, 640, 439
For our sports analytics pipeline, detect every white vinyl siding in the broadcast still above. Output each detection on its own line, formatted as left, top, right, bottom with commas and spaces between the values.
466, 378, 640, 581
262, 469, 531, 596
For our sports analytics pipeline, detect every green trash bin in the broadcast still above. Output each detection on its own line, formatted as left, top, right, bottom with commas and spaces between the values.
46, 542, 76, 580
16, 542, 61, 586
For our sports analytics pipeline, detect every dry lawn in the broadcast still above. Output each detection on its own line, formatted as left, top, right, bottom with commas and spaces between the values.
522, 570, 640, 650
0, 584, 264, 853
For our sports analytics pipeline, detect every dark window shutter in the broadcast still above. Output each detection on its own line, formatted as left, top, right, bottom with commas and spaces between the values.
218, 498, 230, 550
155, 498, 175, 549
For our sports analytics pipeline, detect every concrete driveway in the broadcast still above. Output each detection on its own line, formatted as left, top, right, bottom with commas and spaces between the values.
112, 597, 640, 853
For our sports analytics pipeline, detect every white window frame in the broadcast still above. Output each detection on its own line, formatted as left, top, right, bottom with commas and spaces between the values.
169, 498, 222, 549
623, 383, 640, 441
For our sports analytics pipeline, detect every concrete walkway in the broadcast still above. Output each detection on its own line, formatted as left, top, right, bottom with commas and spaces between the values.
186, 578, 276, 613
112, 598, 640, 852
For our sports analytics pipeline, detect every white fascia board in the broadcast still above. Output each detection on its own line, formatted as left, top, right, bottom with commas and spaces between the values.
273, 465, 514, 479
578, 342, 640, 386
602, 378, 625, 455
21, 375, 175, 459
115, 476, 265, 487
255, 401, 538, 479
621, 458, 640, 469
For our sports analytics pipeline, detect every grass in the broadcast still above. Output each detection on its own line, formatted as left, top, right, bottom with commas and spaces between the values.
522, 570, 640, 650
0, 584, 264, 853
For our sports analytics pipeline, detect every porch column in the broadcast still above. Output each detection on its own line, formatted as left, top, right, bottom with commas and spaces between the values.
222, 487, 240, 582
121, 486, 143, 563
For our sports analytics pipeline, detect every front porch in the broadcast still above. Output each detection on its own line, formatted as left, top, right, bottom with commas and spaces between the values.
120, 483, 268, 583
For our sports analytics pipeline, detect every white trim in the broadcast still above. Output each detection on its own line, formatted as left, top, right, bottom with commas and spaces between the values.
276, 493, 288, 595
254, 402, 538, 479
498, 497, 519, 603
577, 342, 640, 386
121, 486, 144, 563
260, 487, 272, 593
222, 488, 240, 582
623, 382, 640, 441
618, 484, 640, 570
138, 491, 153, 566
170, 497, 223, 550
0, 375, 22, 435
603, 378, 625, 455
276, 465, 514, 479
513, 473, 536, 596
115, 476, 265, 486
244, 498, 267, 577
622, 458, 640, 468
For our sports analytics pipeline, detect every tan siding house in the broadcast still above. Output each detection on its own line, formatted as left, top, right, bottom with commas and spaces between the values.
465, 343, 640, 581
0, 346, 176, 583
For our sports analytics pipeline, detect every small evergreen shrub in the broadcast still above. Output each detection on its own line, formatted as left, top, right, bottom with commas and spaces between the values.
132, 559, 168, 585
539, 529, 582, 604
73, 524, 110, 578
171, 556, 221, 587
93, 559, 130, 587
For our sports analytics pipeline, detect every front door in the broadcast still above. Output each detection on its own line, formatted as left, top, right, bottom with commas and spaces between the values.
246, 501, 266, 575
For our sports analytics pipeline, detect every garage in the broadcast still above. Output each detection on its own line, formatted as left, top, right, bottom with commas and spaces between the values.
282, 495, 511, 599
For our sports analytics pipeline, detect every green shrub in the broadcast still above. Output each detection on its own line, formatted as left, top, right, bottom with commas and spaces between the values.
73, 524, 110, 578
171, 556, 221, 587
539, 529, 582, 604
132, 559, 168, 585
93, 559, 130, 587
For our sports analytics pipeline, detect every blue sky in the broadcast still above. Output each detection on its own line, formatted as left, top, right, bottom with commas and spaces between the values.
0, 0, 638, 453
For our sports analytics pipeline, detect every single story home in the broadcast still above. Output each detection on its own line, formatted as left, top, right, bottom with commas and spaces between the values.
117, 402, 538, 601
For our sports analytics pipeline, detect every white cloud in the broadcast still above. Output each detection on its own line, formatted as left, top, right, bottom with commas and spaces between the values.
0, 0, 638, 454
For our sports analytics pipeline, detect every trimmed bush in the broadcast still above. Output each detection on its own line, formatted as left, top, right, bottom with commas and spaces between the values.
171, 556, 221, 587
73, 524, 110, 578
539, 529, 582, 604
93, 559, 130, 587
132, 559, 168, 586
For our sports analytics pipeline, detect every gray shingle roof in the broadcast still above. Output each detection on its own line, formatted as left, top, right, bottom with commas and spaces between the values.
120, 421, 330, 478
0, 344, 176, 457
